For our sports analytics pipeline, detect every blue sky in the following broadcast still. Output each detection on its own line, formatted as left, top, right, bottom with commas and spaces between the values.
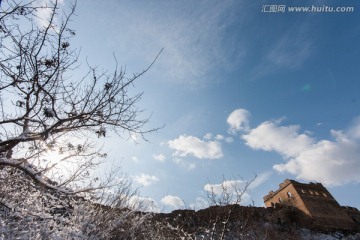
56, 0, 360, 211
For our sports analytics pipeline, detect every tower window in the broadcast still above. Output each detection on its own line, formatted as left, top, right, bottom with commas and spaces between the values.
287, 192, 292, 198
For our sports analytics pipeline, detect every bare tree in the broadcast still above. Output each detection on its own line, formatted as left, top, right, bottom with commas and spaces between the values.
0, 0, 160, 193
0, 1, 163, 238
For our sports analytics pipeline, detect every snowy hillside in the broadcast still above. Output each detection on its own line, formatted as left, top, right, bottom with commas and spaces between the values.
1, 167, 359, 239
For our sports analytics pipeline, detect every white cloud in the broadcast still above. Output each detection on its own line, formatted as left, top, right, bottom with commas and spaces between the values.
204, 179, 252, 204
242, 119, 313, 158
131, 156, 139, 163
100, 1, 246, 88
215, 134, 225, 141
188, 163, 196, 171
133, 173, 159, 187
203, 133, 231, 143
161, 195, 185, 209
153, 153, 166, 162
204, 180, 244, 195
33, 0, 65, 29
189, 197, 208, 210
227, 109, 250, 134
242, 118, 360, 186
204, 133, 212, 140
252, 26, 312, 79
265, 30, 311, 69
273, 130, 360, 186
251, 172, 272, 189
129, 196, 159, 212
168, 135, 223, 159
203, 172, 267, 193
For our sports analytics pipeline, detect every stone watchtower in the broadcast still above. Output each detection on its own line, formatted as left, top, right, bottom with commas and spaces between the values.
263, 179, 356, 230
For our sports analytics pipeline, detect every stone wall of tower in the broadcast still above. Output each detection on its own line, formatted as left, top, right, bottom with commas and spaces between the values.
263, 179, 356, 230
264, 180, 311, 215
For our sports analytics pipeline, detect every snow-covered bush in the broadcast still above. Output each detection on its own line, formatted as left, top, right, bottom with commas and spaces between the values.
0, 167, 146, 239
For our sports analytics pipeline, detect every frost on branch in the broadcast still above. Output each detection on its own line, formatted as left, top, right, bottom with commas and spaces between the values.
0, 166, 150, 239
